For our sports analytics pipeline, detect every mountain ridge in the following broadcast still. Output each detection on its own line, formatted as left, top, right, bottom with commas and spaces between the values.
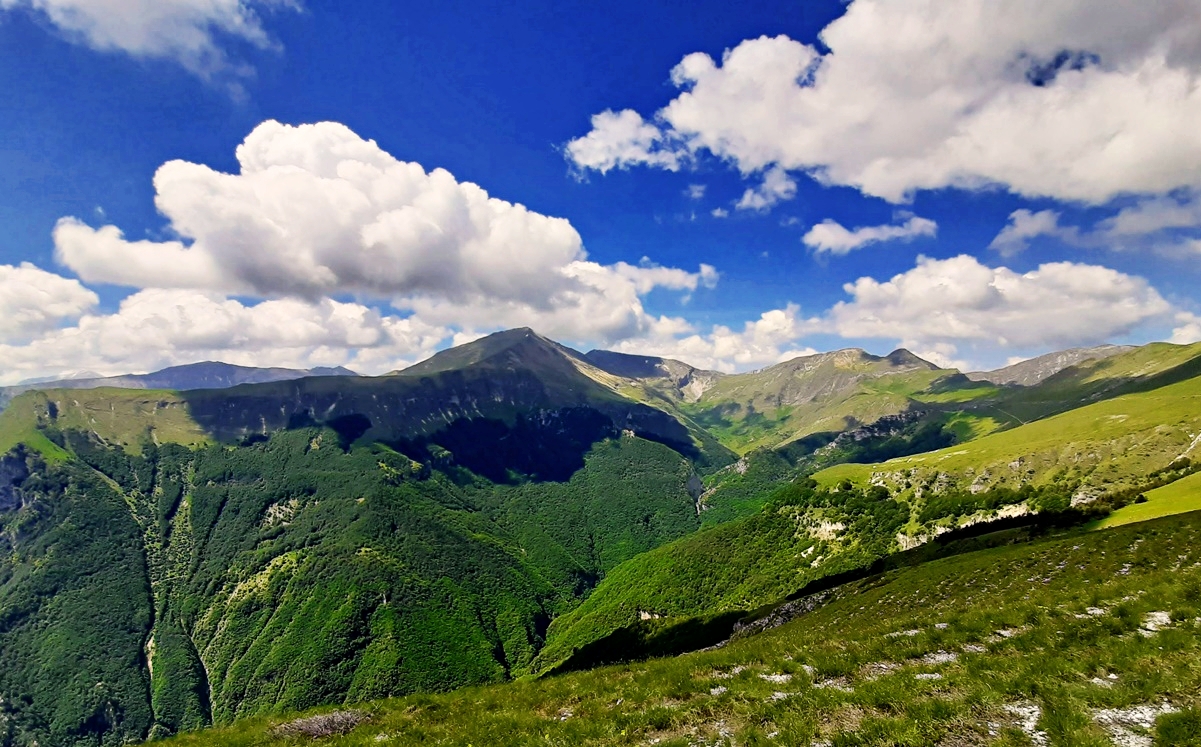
0, 361, 359, 412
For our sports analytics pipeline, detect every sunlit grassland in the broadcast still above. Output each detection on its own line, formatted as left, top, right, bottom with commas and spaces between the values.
1097, 471, 1201, 529
0, 393, 71, 461
0, 388, 211, 456
811, 373, 1201, 496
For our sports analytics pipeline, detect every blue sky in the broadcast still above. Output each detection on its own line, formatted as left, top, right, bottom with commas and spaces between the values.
1, 0, 1200, 383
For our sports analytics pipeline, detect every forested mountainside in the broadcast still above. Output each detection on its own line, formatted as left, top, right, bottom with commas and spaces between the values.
2, 329, 1201, 746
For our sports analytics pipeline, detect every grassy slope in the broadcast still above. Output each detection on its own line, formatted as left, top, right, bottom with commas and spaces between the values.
0, 389, 210, 457
531, 482, 914, 673
0, 393, 72, 461
536, 349, 1201, 671
812, 370, 1201, 499
160, 511, 1201, 747
1098, 470, 1201, 529
986, 341, 1201, 425
680, 351, 949, 454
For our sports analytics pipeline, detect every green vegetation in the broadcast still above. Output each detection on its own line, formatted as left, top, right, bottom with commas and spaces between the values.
159, 511, 1201, 747
811, 369, 1201, 500
0, 426, 703, 745
1098, 469, 1201, 529
678, 350, 949, 454
0, 450, 155, 746
535, 481, 914, 673
4, 334, 1201, 746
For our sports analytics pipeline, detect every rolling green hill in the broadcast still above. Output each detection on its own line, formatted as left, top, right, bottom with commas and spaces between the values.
525, 342, 1201, 666
677, 348, 951, 454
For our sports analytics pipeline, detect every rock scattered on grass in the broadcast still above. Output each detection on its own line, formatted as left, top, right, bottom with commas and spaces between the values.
1003, 702, 1048, 747
921, 650, 958, 665
759, 673, 792, 684
1140, 611, 1171, 636
861, 661, 900, 680
1092, 702, 1178, 747
885, 628, 922, 638
813, 677, 853, 693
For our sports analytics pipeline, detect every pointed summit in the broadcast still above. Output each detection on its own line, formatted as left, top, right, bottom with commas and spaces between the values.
885, 348, 940, 370
397, 327, 586, 377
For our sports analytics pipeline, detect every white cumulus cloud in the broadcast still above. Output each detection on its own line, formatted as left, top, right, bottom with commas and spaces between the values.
990, 192, 1201, 254
824, 254, 1172, 364
0, 262, 98, 344
564, 109, 682, 174
0, 289, 447, 385
734, 166, 797, 212
0, 0, 297, 81
567, 1, 1201, 205
53, 120, 715, 344
612, 304, 819, 373
803, 215, 937, 255
1172, 312, 1201, 345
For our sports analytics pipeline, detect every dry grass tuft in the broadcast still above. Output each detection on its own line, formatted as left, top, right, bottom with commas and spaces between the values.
270, 710, 369, 739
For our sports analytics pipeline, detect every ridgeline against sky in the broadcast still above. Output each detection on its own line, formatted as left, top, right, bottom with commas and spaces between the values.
1, 0, 1200, 385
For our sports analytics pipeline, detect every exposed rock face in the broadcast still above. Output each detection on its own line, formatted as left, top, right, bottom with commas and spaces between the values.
0, 448, 30, 513
967, 345, 1132, 387
582, 349, 725, 403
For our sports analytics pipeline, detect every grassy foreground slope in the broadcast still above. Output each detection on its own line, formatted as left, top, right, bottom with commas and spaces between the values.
161, 512, 1201, 747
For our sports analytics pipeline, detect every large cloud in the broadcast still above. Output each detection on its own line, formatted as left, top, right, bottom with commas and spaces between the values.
0, 263, 97, 344
0, 288, 447, 385
54, 120, 716, 343
825, 254, 1172, 365
0, 0, 296, 80
567, 1, 1201, 205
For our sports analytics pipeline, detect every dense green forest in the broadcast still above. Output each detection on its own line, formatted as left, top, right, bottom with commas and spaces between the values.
0, 426, 702, 745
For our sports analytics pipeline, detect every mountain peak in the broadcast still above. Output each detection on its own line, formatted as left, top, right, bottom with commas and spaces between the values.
885, 348, 941, 370
397, 327, 581, 377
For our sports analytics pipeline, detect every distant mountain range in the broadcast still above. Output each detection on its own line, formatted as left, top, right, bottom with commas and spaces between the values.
0, 361, 357, 410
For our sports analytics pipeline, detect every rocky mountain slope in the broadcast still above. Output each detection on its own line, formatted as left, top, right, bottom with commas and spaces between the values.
966, 344, 1132, 387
